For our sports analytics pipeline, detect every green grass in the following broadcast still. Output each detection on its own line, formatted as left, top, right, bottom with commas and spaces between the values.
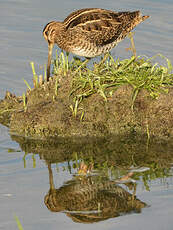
29, 34, 173, 110
50, 43, 173, 112
22, 93, 27, 112
14, 215, 24, 230
70, 54, 172, 102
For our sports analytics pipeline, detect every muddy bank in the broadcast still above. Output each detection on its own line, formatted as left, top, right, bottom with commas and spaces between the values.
0, 74, 173, 139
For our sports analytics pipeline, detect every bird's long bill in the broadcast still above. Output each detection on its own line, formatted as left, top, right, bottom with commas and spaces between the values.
47, 42, 54, 81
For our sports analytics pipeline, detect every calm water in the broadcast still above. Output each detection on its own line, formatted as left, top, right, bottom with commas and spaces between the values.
0, 0, 173, 229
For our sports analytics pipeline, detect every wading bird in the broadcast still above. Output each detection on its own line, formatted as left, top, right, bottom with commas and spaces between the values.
43, 8, 149, 80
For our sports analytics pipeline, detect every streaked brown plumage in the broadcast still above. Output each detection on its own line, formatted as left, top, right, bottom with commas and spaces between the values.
44, 163, 147, 223
43, 8, 149, 80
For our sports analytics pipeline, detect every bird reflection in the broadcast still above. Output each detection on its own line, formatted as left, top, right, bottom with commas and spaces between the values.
44, 162, 147, 223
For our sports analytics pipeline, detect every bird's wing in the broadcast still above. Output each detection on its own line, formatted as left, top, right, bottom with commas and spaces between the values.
63, 8, 130, 46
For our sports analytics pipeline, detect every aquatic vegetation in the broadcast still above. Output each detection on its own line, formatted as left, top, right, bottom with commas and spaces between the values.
22, 93, 27, 112
30, 62, 39, 88
14, 215, 23, 230
23, 79, 31, 91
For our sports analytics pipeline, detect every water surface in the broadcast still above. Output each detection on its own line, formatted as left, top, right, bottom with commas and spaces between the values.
0, 0, 173, 229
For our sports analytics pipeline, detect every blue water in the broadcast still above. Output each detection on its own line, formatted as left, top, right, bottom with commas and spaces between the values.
0, 1, 173, 229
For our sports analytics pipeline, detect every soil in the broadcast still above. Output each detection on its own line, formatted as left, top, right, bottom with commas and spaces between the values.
0, 74, 173, 140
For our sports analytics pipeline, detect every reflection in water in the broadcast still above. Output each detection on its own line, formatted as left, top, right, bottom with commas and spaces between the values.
11, 133, 173, 193
8, 134, 173, 224
44, 163, 146, 223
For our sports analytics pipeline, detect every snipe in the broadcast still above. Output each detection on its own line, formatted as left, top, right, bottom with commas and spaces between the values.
43, 8, 149, 80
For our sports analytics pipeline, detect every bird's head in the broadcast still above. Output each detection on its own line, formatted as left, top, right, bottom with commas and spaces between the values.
43, 21, 58, 44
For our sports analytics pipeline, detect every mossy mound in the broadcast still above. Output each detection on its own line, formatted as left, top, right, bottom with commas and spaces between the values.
0, 54, 173, 139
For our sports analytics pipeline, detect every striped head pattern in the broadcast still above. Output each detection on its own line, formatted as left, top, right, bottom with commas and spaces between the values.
43, 21, 59, 44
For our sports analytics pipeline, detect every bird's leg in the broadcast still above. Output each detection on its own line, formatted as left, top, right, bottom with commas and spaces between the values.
47, 42, 54, 81
98, 52, 109, 67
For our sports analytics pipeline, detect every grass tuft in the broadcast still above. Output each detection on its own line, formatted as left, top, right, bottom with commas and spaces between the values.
67, 53, 173, 111
22, 93, 27, 112
14, 215, 24, 230
30, 62, 39, 88
23, 79, 31, 90
31, 33, 173, 112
